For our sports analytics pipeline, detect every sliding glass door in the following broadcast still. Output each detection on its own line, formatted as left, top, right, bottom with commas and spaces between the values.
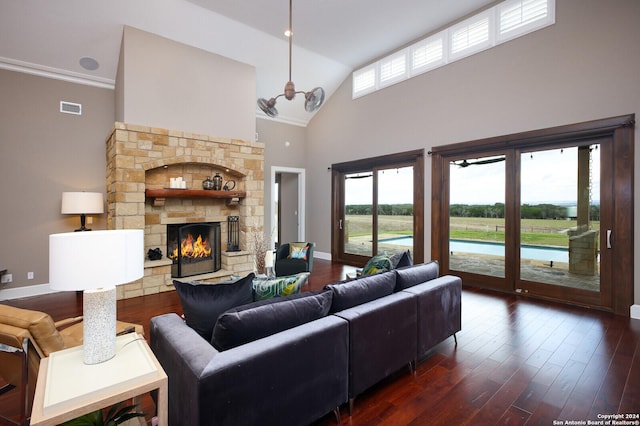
332, 150, 424, 266
431, 115, 634, 314
519, 146, 600, 291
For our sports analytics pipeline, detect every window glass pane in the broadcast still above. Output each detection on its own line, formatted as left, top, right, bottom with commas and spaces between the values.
451, 16, 490, 54
449, 155, 506, 278
377, 166, 414, 258
519, 146, 600, 291
352, 66, 376, 97
500, 0, 548, 35
411, 36, 444, 75
344, 172, 373, 257
379, 52, 407, 86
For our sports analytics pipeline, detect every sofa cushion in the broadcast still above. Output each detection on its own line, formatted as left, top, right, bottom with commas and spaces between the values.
173, 273, 255, 341
325, 271, 396, 313
361, 254, 392, 275
211, 290, 333, 351
252, 272, 310, 301
394, 261, 439, 291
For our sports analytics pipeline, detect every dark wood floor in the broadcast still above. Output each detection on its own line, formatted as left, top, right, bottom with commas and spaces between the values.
2, 259, 639, 425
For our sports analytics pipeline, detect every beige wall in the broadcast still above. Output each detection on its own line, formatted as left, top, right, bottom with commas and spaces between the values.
1, 26, 259, 294
258, 119, 307, 245
0, 69, 115, 290
116, 26, 257, 143
305, 0, 640, 304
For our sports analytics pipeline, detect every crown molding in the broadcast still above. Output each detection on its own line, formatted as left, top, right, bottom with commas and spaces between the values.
0, 56, 115, 90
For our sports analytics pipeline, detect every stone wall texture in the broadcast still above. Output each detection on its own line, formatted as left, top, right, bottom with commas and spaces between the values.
106, 122, 264, 299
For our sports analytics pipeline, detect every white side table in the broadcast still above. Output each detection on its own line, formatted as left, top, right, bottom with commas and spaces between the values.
30, 333, 167, 426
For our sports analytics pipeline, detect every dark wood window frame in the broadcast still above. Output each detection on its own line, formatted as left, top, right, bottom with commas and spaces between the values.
430, 115, 635, 315
331, 149, 425, 265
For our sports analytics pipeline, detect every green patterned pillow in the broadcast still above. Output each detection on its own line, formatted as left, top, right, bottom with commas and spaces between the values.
252, 272, 310, 301
361, 254, 392, 276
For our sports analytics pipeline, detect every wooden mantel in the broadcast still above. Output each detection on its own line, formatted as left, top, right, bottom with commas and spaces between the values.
145, 188, 246, 207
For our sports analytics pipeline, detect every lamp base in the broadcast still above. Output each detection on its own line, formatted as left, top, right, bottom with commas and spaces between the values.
83, 287, 116, 364
75, 214, 92, 232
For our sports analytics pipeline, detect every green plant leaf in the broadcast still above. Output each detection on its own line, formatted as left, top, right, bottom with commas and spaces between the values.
63, 409, 103, 426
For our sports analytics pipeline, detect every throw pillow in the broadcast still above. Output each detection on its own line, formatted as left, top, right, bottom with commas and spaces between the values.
394, 261, 439, 291
288, 242, 309, 260
211, 290, 333, 351
252, 272, 310, 301
390, 250, 413, 269
361, 254, 392, 275
173, 273, 255, 341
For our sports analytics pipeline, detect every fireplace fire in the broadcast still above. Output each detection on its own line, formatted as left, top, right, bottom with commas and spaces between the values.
167, 222, 221, 278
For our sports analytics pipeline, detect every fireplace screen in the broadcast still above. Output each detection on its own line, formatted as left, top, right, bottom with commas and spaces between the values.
167, 222, 221, 278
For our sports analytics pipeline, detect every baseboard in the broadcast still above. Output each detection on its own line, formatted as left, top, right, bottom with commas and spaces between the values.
0, 283, 57, 301
631, 304, 640, 320
314, 250, 331, 261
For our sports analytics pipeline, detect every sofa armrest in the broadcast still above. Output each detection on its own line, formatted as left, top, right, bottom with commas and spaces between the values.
151, 313, 349, 426
150, 314, 218, 426
401, 275, 462, 357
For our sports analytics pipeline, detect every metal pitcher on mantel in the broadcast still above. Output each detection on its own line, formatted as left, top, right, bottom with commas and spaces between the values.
212, 173, 223, 190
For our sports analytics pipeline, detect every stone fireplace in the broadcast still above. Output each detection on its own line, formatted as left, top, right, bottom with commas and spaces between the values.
106, 122, 263, 299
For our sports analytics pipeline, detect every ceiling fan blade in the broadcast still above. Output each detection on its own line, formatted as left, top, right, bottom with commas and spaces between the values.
257, 98, 278, 117
454, 157, 505, 167
473, 157, 506, 165
304, 87, 325, 112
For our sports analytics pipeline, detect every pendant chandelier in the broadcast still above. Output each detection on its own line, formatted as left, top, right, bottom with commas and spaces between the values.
257, 0, 325, 118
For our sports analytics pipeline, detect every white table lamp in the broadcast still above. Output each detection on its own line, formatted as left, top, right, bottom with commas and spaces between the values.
61, 192, 104, 231
49, 230, 144, 364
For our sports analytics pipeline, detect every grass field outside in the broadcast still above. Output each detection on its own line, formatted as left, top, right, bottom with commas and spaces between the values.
345, 215, 600, 248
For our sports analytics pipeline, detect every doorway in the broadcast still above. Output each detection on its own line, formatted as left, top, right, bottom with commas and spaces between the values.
270, 166, 305, 248
431, 115, 634, 315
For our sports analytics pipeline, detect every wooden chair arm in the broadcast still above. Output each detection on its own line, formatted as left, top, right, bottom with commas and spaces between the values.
54, 316, 83, 329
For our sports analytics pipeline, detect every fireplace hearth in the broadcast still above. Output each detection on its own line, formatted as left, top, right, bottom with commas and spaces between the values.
167, 222, 221, 278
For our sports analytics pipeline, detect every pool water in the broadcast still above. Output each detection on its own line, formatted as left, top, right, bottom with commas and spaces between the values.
380, 236, 569, 263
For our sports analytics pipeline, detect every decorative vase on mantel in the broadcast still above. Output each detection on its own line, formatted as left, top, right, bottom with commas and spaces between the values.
212, 173, 223, 190
202, 176, 214, 190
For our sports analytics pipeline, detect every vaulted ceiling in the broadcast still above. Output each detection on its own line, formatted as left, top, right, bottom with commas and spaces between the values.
0, 0, 494, 125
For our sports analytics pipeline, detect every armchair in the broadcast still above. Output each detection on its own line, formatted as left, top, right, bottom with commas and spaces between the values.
275, 242, 314, 277
0, 304, 143, 425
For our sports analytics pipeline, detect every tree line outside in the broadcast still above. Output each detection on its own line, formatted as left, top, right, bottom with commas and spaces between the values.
345, 203, 600, 221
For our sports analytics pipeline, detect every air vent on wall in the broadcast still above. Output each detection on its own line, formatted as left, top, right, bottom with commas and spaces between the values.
60, 101, 82, 115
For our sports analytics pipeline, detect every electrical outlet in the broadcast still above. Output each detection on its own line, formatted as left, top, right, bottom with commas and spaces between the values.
1, 273, 12, 284
27, 272, 34, 280
87, 216, 93, 225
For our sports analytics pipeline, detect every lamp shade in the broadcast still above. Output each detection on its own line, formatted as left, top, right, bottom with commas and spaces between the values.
49, 230, 144, 291
61, 192, 104, 214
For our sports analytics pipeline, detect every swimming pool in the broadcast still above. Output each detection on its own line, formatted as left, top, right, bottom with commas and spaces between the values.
379, 236, 569, 263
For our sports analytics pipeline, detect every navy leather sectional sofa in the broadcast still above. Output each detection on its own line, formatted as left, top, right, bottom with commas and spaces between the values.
150, 262, 461, 426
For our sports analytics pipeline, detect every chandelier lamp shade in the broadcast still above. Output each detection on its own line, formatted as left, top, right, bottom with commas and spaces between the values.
257, 0, 325, 118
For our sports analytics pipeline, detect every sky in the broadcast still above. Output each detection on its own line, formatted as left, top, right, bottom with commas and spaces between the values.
345, 145, 601, 206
